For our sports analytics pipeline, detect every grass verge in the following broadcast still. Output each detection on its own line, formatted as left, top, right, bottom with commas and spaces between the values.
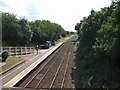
0, 56, 22, 72
58, 35, 71, 42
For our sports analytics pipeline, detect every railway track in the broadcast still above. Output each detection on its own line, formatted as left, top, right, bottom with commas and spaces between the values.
49, 43, 72, 88
14, 36, 75, 89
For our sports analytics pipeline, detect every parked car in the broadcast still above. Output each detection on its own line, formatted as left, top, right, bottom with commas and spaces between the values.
44, 42, 50, 49
40, 41, 52, 49
51, 40, 55, 46
45, 41, 52, 47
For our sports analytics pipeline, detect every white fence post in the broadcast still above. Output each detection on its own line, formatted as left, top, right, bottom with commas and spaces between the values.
0, 46, 35, 56
9, 47, 11, 56
15, 47, 17, 56
21, 47, 22, 55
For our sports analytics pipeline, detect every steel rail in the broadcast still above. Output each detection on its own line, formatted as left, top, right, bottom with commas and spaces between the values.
49, 43, 71, 89
35, 43, 69, 88
15, 37, 74, 89
23, 44, 64, 88
61, 44, 72, 88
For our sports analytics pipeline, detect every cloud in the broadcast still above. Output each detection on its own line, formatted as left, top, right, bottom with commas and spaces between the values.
0, 0, 8, 7
25, 0, 44, 21
0, 0, 111, 31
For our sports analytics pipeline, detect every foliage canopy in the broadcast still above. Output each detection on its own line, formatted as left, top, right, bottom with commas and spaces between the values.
2, 12, 70, 46
75, 1, 120, 88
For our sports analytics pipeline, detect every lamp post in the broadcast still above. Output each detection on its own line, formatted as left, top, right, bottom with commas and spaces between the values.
36, 45, 39, 54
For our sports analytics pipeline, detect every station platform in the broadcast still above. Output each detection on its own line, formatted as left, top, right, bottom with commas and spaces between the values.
2, 42, 63, 88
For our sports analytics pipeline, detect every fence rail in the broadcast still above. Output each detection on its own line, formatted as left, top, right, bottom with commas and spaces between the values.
0, 47, 35, 56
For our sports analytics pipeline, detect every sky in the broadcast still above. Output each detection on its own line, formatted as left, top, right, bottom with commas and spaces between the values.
0, 0, 111, 32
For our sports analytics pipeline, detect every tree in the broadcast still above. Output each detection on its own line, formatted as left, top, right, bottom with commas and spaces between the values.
18, 18, 32, 45
75, 1, 120, 88
2, 12, 19, 46
2, 12, 67, 46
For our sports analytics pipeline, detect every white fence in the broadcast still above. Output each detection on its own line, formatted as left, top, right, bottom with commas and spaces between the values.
0, 47, 35, 56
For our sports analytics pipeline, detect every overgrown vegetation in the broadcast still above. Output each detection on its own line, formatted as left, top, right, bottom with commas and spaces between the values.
0, 56, 22, 72
75, 1, 120, 88
2, 12, 74, 46
1, 51, 9, 62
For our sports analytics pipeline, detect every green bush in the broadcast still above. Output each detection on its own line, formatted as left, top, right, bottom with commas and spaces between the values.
2, 51, 9, 62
